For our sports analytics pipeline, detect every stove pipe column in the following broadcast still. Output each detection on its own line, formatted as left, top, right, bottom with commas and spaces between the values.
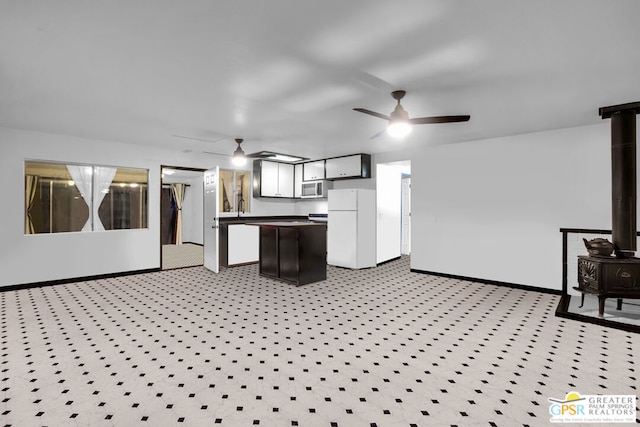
600, 102, 640, 258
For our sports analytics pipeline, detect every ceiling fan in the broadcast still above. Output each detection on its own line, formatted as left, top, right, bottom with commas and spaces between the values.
353, 90, 470, 138
231, 138, 247, 166
173, 133, 308, 164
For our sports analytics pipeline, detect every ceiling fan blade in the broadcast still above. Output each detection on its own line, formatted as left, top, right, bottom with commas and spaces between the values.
370, 129, 386, 139
409, 115, 470, 124
172, 134, 227, 143
353, 108, 391, 121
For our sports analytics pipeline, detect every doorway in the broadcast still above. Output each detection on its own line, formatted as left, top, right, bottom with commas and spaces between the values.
161, 166, 206, 269
376, 160, 411, 263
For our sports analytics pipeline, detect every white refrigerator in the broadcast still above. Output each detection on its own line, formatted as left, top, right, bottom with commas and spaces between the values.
327, 189, 376, 269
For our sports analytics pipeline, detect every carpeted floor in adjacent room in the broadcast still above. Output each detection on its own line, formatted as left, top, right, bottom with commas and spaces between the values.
162, 243, 204, 270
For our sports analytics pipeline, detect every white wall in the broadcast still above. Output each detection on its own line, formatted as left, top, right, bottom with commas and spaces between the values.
181, 175, 204, 245
293, 199, 328, 215
332, 176, 376, 191
411, 123, 612, 290
0, 127, 317, 287
2, 121, 619, 290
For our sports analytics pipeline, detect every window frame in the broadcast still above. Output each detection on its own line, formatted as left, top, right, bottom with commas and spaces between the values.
218, 168, 251, 215
24, 160, 149, 234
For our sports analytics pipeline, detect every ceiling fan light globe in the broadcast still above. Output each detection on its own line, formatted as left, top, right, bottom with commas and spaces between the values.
232, 146, 247, 166
387, 122, 412, 138
232, 154, 247, 166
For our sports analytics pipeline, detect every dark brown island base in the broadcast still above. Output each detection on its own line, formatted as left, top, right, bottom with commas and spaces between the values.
247, 222, 327, 285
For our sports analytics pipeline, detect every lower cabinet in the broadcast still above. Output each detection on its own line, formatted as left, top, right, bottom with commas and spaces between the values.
227, 224, 259, 265
278, 227, 304, 283
259, 227, 279, 277
258, 223, 327, 285
219, 223, 259, 267
219, 217, 310, 267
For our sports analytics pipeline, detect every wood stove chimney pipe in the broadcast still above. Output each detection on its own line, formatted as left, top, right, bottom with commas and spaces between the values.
599, 101, 640, 258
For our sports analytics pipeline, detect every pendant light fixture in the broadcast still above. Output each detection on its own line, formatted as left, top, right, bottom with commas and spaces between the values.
386, 98, 412, 138
232, 138, 247, 166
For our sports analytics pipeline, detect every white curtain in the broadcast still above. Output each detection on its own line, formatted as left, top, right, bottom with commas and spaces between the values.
171, 183, 186, 245
92, 166, 117, 231
66, 165, 117, 231
67, 165, 94, 231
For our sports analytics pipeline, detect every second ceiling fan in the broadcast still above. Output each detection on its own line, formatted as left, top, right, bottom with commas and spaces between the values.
353, 90, 470, 138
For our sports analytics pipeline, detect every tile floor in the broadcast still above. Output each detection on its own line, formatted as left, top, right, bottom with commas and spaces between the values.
1, 257, 638, 426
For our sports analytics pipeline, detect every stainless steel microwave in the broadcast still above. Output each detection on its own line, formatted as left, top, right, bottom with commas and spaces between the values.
301, 180, 331, 198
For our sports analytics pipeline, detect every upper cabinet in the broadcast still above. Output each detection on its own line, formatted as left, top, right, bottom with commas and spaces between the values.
253, 154, 371, 199
253, 160, 294, 198
294, 163, 303, 198
303, 160, 325, 181
325, 154, 371, 180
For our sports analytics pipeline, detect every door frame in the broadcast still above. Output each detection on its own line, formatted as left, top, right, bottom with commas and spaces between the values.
203, 166, 220, 273
375, 160, 411, 264
160, 165, 207, 269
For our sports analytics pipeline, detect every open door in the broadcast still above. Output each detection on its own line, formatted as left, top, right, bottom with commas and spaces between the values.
401, 175, 411, 255
204, 167, 219, 273
376, 163, 402, 264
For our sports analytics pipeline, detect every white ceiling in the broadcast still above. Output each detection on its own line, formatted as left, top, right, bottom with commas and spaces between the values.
2, 1, 640, 161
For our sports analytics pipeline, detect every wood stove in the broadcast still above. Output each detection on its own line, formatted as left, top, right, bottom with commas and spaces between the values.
575, 101, 640, 316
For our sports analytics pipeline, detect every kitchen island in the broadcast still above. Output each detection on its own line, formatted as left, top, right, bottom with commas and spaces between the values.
248, 221, 327, 285
219, 216, 307, 267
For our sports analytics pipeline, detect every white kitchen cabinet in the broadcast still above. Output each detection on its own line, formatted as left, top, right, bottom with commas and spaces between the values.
278, 163, 294, 197
227, 224, 259, 265
325, 154, 371, 180
253, 160, 294, 198
260, 161, 279, 196
303, 160, 325, 181
294, 163, 303, 198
